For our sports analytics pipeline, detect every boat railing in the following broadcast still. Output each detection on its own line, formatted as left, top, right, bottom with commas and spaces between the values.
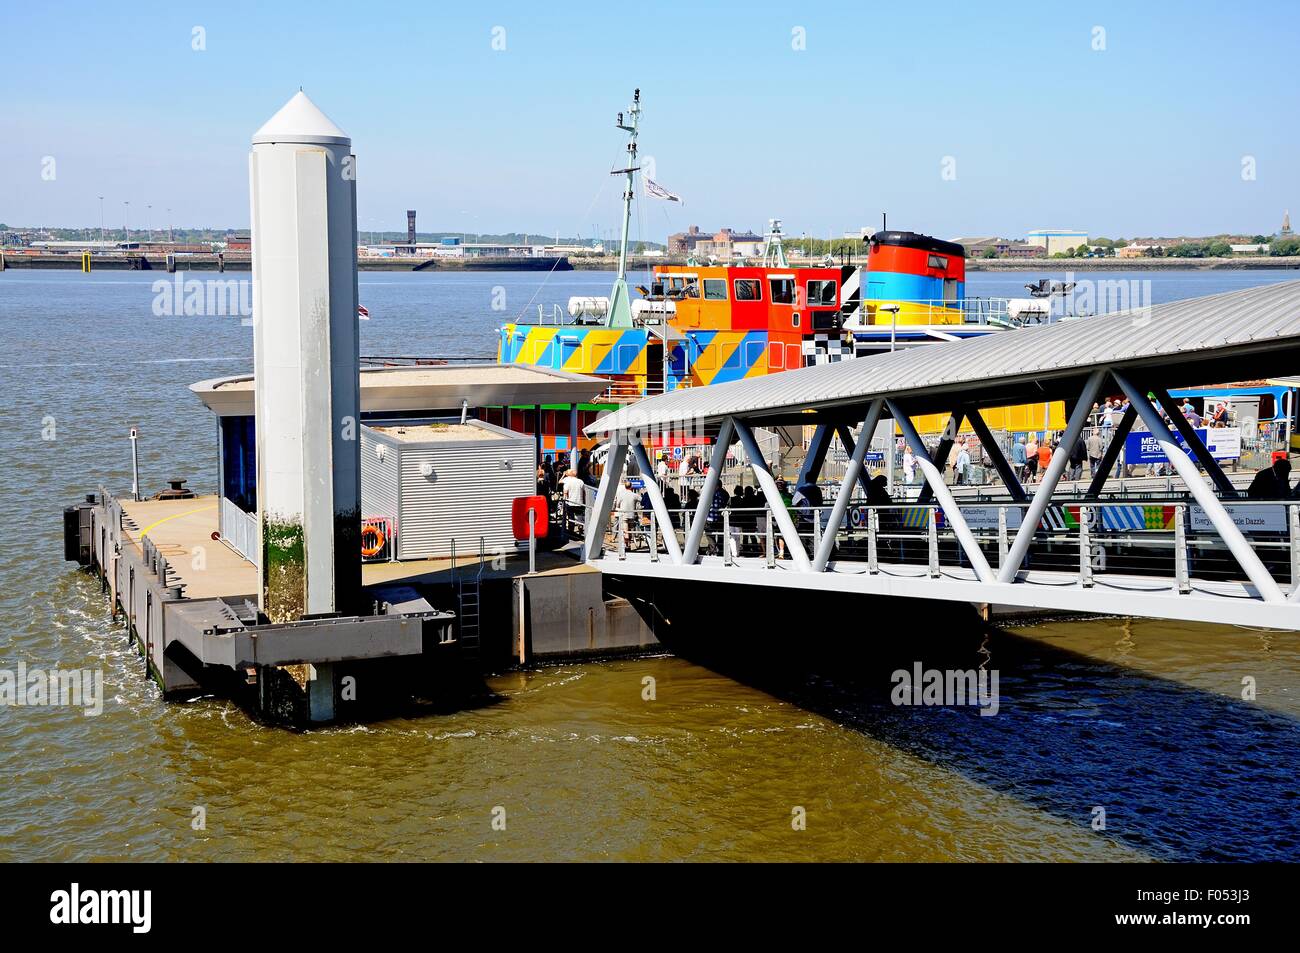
856, 297, 1021, 328
360, 355, 496, 367
598, 377, 688, 402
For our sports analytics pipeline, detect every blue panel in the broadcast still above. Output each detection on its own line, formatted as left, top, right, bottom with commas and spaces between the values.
220, 415, 256, 514
864, 271, 946, 302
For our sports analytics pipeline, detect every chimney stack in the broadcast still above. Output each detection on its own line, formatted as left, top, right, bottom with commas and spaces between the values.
407, 210, 416, 247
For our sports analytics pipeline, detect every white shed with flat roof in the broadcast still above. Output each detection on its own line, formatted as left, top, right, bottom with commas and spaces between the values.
361, 419, 535, 560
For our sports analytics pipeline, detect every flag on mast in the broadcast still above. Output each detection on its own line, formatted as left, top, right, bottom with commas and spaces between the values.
645, 178, 683, 204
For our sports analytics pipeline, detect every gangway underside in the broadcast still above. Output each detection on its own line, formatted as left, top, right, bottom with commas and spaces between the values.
592, 550, 1298, 631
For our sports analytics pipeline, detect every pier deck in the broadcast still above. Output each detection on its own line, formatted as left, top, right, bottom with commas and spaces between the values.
119, 494, 596, 602
121, 496, 256, 600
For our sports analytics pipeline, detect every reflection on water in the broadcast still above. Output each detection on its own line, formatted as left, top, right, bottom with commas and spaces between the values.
1, 270, 1298, 861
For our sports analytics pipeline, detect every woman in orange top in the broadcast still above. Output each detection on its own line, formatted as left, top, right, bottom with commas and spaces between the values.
1037, 439, 1053, 477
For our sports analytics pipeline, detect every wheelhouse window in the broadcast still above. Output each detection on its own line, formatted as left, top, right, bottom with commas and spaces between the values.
703, 278, 728, 300
927, 254, 948, 270
769, 278, 795, 305
806, 279, 837, 307
734, 279, 762, 301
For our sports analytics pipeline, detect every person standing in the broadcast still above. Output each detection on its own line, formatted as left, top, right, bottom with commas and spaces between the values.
1069, 433, 1087, 482
560, 468, 588, 536
1024, 434, 1039, 482
1012, 436, 1027, 484
614, 478, 639, 549
954, 441, 971, 485
1037, 435, 1053, 478
1085, 428, 1104, 479
902, 446, 916, 485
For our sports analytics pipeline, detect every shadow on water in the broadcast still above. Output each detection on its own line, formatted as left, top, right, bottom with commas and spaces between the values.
614, 578, 1300, 862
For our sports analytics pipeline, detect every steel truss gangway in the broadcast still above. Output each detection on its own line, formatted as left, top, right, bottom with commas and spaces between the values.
580, 281, 1300, 631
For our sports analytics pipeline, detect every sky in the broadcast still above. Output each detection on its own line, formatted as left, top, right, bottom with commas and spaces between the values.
2, 1, 1297, 242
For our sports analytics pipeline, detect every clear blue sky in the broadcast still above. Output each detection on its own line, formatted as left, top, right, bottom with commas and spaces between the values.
2, 1, 1296, 241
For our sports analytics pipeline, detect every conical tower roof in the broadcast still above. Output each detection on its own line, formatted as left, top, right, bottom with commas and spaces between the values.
253, 91, 350, 146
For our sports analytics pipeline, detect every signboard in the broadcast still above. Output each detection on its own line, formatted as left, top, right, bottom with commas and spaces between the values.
1123, 427, 1240, 465
1190, 504, 1286, 534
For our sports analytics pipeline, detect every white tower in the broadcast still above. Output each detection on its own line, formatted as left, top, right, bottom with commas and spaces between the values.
249, 92, 361, 623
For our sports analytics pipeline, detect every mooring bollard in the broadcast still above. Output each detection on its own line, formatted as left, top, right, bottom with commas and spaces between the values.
527, 508, 536, 575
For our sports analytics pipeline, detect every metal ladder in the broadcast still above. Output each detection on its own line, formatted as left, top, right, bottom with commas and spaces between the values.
453, 538, 485, 660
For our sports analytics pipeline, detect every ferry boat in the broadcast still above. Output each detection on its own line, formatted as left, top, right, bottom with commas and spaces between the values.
494, 90, 1061, 457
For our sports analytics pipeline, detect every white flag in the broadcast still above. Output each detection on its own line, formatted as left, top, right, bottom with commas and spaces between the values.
645, 178, 683, 204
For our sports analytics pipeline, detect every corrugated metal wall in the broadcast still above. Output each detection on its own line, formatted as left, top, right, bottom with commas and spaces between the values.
360, 428, 401, 532
395, 439, 535, 559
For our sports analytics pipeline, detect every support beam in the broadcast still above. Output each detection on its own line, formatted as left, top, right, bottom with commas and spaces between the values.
1154, 389, 1237, 497
834, 424, 875, 498
682, 418, 735, 564
887, 401, 995, 584
1115, 372, 1284, 603
1085, 404, 1136, 499
916, 409, 965, 506
797, 424, 834, 488
582, 433, 627, 562
631, 441, 684, 564
568, 405, 580, 471
532, 404, 542, 466
814, 400, 884, 571
963, 406, 1027, 502
734, 419, 812, 572
998, 370, 1105, 583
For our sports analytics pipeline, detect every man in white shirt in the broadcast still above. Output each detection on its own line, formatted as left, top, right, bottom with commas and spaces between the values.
560, 469, 587, 535
655, 454, 669, 488
614, 479, 639, 549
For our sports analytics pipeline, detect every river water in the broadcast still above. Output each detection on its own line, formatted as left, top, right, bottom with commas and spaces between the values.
1, 267, 1297, 861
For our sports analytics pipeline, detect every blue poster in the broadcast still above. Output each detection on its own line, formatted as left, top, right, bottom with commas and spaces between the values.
1123, 428, 1240, 465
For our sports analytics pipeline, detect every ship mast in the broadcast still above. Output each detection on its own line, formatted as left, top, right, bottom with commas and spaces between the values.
762, 218, 789, 268
607, 88, 640, 328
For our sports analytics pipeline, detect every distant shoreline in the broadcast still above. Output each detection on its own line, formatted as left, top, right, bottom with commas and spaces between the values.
5, 252, 1297, 273
964, 256, 1300, 271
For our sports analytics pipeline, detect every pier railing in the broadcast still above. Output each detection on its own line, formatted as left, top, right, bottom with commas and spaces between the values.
601, 498, 1297, 599
219, 497, 260, 567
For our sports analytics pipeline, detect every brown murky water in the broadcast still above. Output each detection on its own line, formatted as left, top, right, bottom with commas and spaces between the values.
3, 271, 1298, 862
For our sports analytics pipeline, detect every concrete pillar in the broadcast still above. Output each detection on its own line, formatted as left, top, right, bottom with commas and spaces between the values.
307, 663, 336, 722
250, 92, 361, 622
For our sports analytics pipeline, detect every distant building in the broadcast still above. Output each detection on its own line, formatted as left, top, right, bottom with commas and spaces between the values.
1282, 210, 1293, 238
1230, 243, 1270, 255
958, 237, 1038, 259
226, 232, 251, 251
1118, 244, 1154, 259
667, 225, 707, 255
365, 241, 536, 259
953, 237, 1043, 259
694, 227, 764, 260
1026, 229, 1089, 257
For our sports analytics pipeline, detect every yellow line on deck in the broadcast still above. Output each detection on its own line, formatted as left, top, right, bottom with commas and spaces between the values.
138, 504, 217, 540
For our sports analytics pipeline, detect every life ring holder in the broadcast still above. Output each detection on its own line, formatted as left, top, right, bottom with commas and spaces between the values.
360, 523, 386, 558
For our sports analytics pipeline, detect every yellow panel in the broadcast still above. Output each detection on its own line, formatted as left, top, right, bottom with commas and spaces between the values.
898, 402, 1066, 436
866, 301, 964, 326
